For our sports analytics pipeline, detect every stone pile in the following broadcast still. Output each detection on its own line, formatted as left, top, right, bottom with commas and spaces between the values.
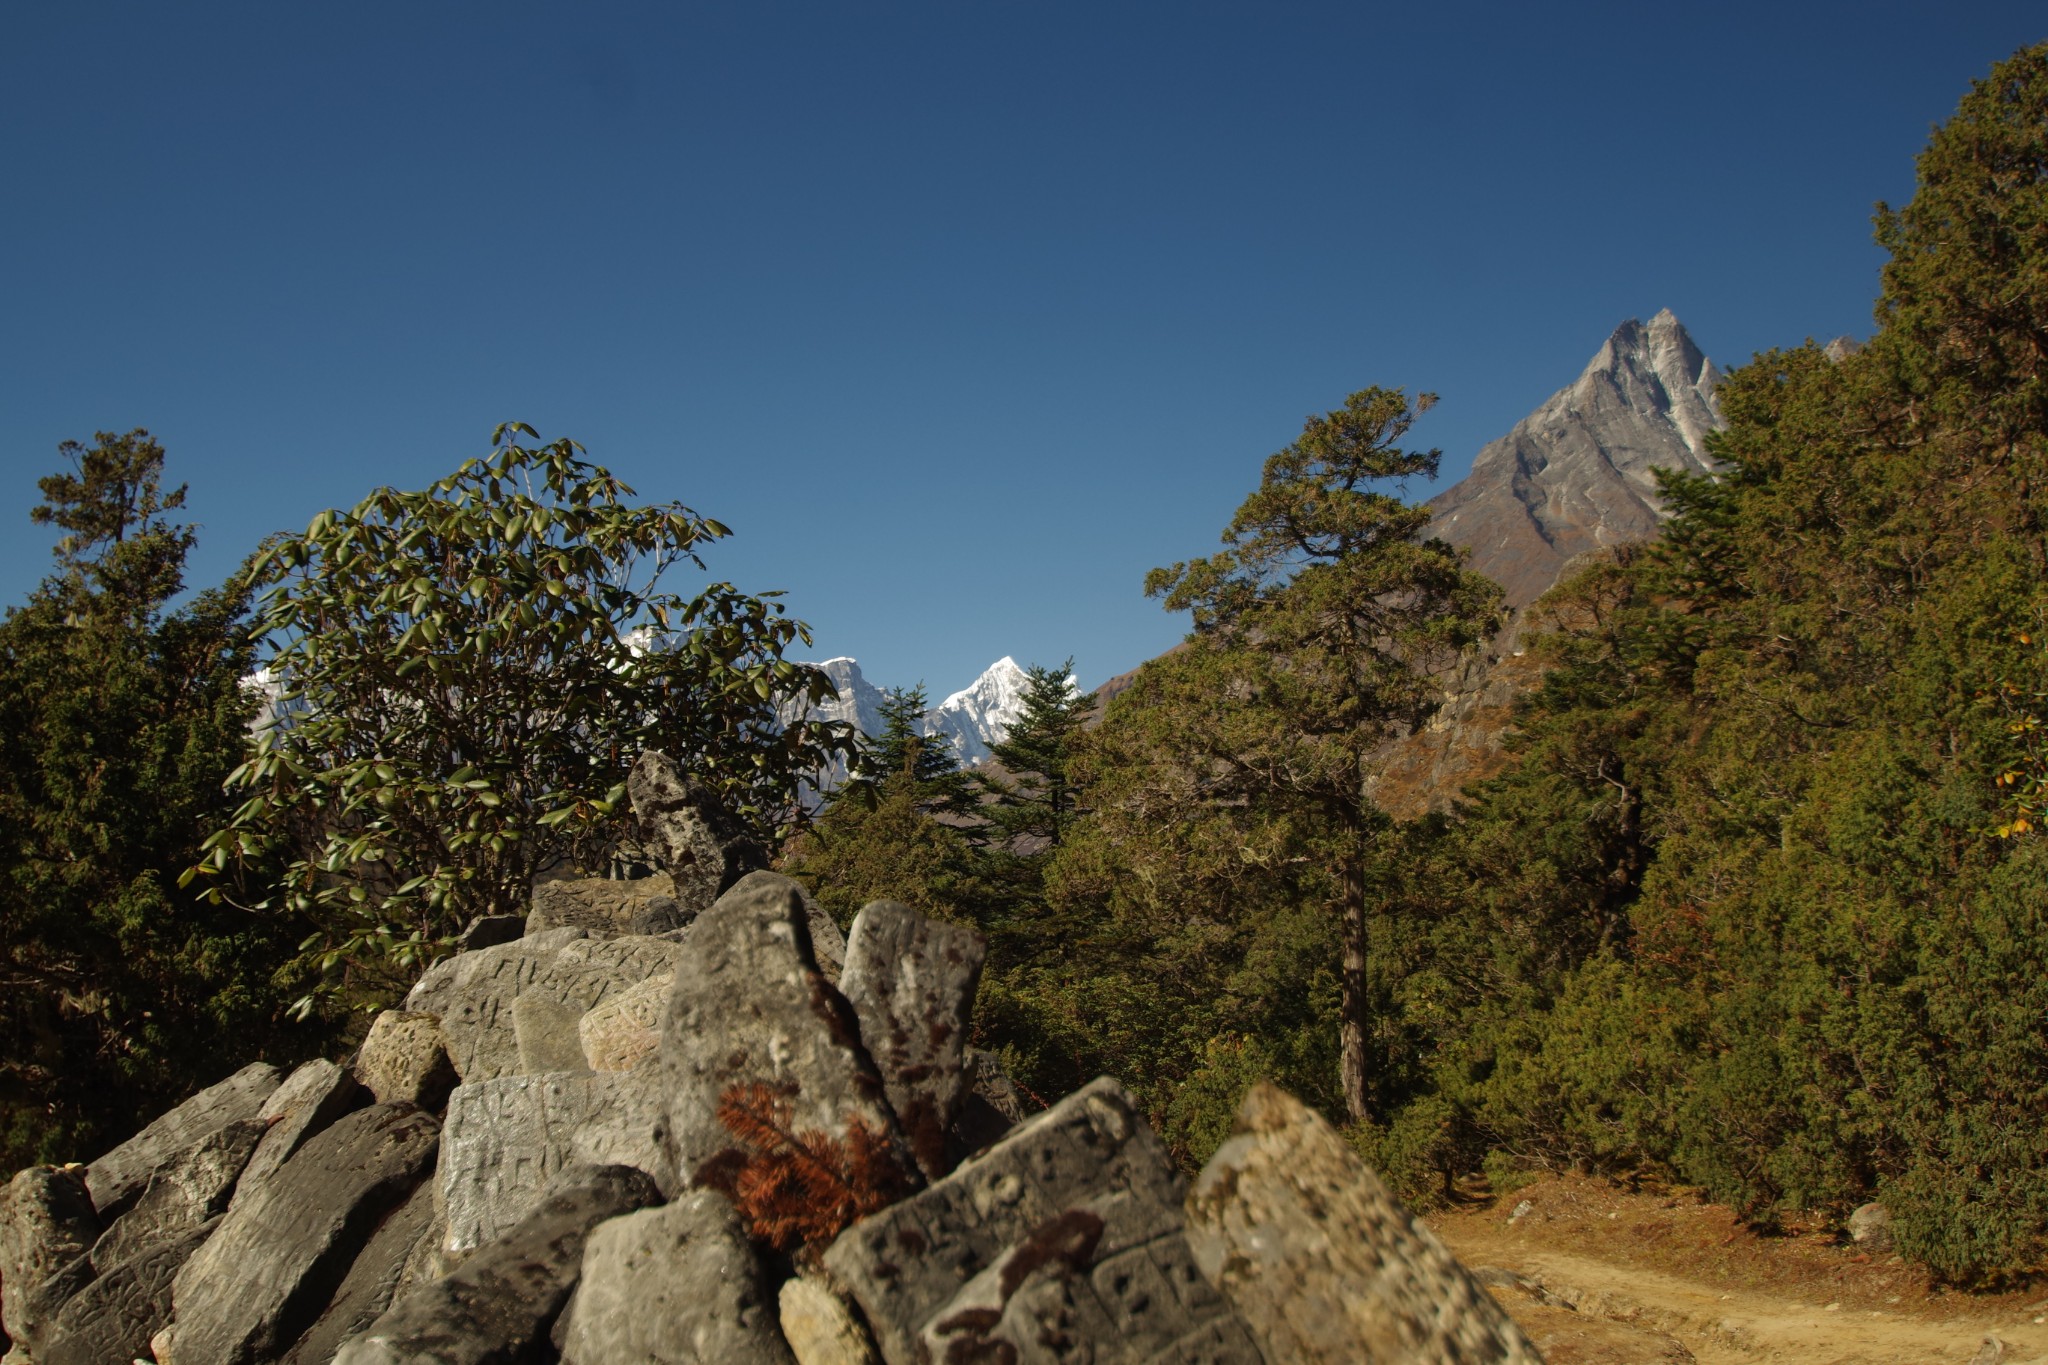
0, 751, 1541, 1364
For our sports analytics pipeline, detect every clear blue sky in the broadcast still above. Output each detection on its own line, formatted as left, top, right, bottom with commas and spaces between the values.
4, 3, 2041, 694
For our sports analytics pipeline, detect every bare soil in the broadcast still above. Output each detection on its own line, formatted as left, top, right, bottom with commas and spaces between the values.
1425, 1174, 2048, 1364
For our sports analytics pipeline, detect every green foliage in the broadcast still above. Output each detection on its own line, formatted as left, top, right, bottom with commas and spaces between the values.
0, 431, 309, 1168
193, 424, 851, 1010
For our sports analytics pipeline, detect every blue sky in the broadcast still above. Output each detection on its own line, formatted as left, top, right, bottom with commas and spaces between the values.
4, 3, 2041, 695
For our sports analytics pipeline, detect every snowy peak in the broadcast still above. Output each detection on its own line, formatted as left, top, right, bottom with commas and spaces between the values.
807, 657, 888, 739
1424, 311, 1725, 608
925, 656, 1032, 767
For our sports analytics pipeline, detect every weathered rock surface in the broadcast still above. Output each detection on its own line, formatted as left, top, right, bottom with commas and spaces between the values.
663, 871, 906, 1184
86, 1062, 281, 1216
557, 1189, 793, 1364
336, 1163, 659, 1365
353, 1011, 459, 1111
779, 1275, 878, 1365
512, 993, 591, 1075
43, 1218, 216, 1365
1848, 1200, 1893, 1253
1185, 1081, 1538, 1364
526, 871, 684, 937
280, 1179, 439, 1365
629, 750, 767, 915
91, 1117, 263, 1272
1, 1165, 100, 1354
170, 1103, 440, 1365
405, 931, 682, 1082
577, 969, 672, 1072
231, 1058, 365, 1211
839, 899, 986, 1179
823, 1076, 1245, 1365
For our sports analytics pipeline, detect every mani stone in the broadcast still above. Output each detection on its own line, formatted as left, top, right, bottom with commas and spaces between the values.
512, 993, 592, 1075
779, 1275, 879, 1365
578, 970, 673, 1072
557, 1189, 793, 1364
438, 1070, 677, 1256
42, 1218, 217, 1365
627, 750, 767, 916
406, 931, 683, 1082
336, 1164, 659, 1365
839, 899, 986, 1179
822, 1076, 1245, 1365
526, 871, 685, 937
231, 1058, 365, 1212
1184, 1081, 1540, 1365
279, 1179, 440, 1365
87, 1062, 281, 1216
169, 1103, 441, 1365
2, 1165, 100, 1355
90, 1118, 264, 1272
662, 871, 907, 1184
353, 1011, 458, 1111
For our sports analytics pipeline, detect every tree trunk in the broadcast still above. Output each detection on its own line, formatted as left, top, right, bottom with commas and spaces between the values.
1339, 835, 1370, 1121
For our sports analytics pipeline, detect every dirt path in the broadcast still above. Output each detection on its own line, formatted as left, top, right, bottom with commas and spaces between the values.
1425, 1176, 2048, 1365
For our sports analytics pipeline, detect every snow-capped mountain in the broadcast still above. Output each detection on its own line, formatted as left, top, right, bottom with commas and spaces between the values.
798, 655, 1036, 769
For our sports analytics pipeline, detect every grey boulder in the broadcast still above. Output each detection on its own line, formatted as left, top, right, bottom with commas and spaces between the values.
839, 899, 986, 1178
42, 1218, 217, 1365
90, 1117, 263, 1272
557, 1189, 793, 1364
627, 751, 766, 916
1, 1165, 100, 1354
526, 872, 687, 937
337, 1163, 659, 1365
169, 1103, 440, 1365
353, 1011, 458, 1112
86, 1062, 281, 1216
280, 1179, 440, 1365
231, 1058, 366, 1212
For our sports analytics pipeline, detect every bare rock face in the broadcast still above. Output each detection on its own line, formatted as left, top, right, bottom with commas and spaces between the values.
628, 750, 767, 914
42, 1218, 217, 1365
1184, 1081, 1539, 1364
526, 871, 687, 938
557, 1189, 793, 1364
1423, 310, 1722, 611
169, 1103, 441, 1365
661, 872, 908, 1185
1, 1165, 100, 1355
838, 899, 986, 1179
779, 1275, 879, 1365
335, 1163, 659, 1365
90, 1117, 263, 1272
352, 1011, 458, 1111
822, 1077, 1257, 1365
278, 1180, 439, 1365
231, 1058, 365, 1211
86, 1062, 281, 1216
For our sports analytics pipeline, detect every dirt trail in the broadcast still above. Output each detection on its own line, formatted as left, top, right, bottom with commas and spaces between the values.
1425, 1176, 2048, 1365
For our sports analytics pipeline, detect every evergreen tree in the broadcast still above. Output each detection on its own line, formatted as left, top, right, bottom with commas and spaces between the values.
976, 659, 1089, 853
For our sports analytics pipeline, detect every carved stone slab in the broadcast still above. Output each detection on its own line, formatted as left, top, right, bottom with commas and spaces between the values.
578, 969, 672, 1072
230, 1058, 365, 1212
821, 1077, 1196, 1365
1, 1165, 99, 1354
42, 1217, 217, 1365
86, 1061, 280, 1216
91, 1117, 263, 1272
526, 871, 681, 936
439, 1074, 600, 1256
336, 1164, 659, 1365
279, 1178, 439, 1365
840, 899, 986, 1178
352, 1010, 457, 1111
662, 872, 907, 1183
169, 1103, 440, 1365
1184, 1082, 1540, 1364
558, 1190, 794, 1364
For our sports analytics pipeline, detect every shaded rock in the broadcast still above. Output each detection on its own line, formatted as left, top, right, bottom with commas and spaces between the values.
557, 1189, 793, 1364
663, 872, 907, 1186
796, 881, 848, 984
231, 1058, 365, 1211
511, 993, 591, 1075
839, 899, 986, 1179
822, 1077, 1235, 1365
628, 751, 766, 916
390, 1200, 452, 1304
526, 872, 683, 937
1184, 1081, 1538, 1364
951, 1049, 1028, 1160
335, 1163, 659, 1365
169, 1103, 440, 1365
2, 1165, 100, 1354
86, 1062, 281, 1216
91, 1118, 263, 1272
43, 1218, 216, 1365
457, 915, 526, 953
439, 1070, 677, 1257
353, 1011, 458, 1112
405, 931, 681, 1082
280, 1179, 439, 1365
578, 970, 672, 1072
779, 1275, 878, 1365
1847, 1201, 1892, 1253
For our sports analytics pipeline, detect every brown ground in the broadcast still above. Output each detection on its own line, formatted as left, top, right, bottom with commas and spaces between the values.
1425, 1175, 2048, 1364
